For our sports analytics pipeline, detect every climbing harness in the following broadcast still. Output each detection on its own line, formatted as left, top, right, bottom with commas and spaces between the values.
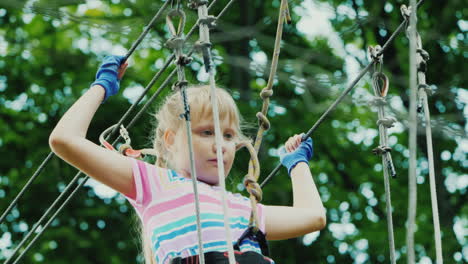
367, 44, 397, 264
171, 250, 273, 264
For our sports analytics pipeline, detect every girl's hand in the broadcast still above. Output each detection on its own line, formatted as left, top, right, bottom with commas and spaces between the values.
278, 133, 314, 175
91, 55, 128, 102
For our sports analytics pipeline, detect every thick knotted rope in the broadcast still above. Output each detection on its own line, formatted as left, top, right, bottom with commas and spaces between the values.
236, 141, 262, 232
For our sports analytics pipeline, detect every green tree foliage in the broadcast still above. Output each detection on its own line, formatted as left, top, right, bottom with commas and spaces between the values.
0, 0, 466, 263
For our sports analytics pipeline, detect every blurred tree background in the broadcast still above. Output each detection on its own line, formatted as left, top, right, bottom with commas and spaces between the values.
0, 0, 466, 263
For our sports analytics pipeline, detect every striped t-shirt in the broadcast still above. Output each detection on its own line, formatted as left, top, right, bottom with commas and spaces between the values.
124, 159, 274, 264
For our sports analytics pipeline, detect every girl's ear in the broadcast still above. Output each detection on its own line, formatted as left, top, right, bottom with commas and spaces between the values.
163, 129, 176, 150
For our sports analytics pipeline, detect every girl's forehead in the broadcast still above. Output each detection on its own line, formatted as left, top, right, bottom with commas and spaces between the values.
193, 113, 237, 129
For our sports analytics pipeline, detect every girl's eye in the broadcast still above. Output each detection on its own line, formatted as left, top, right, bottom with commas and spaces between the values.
224, 133, 234, 140
201, 130, 214, 136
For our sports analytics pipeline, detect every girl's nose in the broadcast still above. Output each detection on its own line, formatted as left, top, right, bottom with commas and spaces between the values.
212, 139, 226, 154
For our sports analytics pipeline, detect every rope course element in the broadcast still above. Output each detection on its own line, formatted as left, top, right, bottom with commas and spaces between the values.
260, 7, 412, 187
249, 0, 289, 186
239, 0, 290, 252
189, 1, 236, 263
166, 5, 207, 264
2, 1, 238, 262
368, 45, 397, 264
414, 29, 443, 264
405, 2, 418, 263
0, 0, 172, 228
403, 2, 442, 263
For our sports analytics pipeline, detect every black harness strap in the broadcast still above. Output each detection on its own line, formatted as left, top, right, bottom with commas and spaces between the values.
171, 228, 271, 264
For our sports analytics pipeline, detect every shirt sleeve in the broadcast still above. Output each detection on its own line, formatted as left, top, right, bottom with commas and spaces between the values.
256, 202, 267, 235
124, 158, 158, 207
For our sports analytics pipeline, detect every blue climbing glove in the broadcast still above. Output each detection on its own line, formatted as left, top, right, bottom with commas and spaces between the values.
91, 55, 125, 103
278, 137, 314, 175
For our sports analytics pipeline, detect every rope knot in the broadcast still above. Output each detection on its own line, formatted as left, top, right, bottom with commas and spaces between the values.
368, 45, 383, 64
372, 146, 392, 156
176, 55, 193, 66
400, 5, 411, 20
199, 15, 217, 29
243, 176, 263, 202
370, 96, 387, 107
377, 117, 397, 128
418, 84, 436, 96
260, 88, 273, 99
194, 40, 212, 52
417, 48, 430, 61
188, 0, 208, 9
165, 37, 185, 50
256, 112, 270, 130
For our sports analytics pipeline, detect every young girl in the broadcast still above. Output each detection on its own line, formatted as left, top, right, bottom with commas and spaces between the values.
49, 56, 326, 263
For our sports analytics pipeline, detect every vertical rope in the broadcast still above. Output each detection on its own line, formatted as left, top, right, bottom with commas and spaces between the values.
191, 1, 235, 263
248, 0, 289, 179
415, 28, 443, 264
368, 47, 397, 263
406, 1, 418, 263
166, 8, 206, 264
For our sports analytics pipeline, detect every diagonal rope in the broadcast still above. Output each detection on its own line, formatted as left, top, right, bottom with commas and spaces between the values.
260, 8, 411, 187
3, 1, 238, 262
191, 0, 235, 262
0, 0, 171, 227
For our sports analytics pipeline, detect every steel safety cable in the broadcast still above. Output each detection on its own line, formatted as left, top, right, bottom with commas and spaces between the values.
3, 1, 238, 262
0, 0, 171, 227
368, 46, 397, 263
165, 7, 206, 264
412, 12, 443, 264
260, 6, 412, 187
190, 0, 235, 263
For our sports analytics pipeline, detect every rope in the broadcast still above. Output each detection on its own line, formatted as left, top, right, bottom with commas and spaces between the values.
405, 2, 418, 263
0, 0, 172, 228
368, 48, 396, 263
189, 1, 236, 263
4, 1, 238, 262
248, 0, 289, 190
260, 6, 411, 187
237, 142, 262, 232
411, 10, 443, 263
166, 6, 206, 264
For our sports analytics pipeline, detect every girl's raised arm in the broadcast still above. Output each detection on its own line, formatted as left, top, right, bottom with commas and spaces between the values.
49, 56, 136, 199
263, 135, 326, 240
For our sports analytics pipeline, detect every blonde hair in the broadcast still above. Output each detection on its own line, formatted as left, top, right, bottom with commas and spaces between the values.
153, 85, 249, 169
140, 84, 249, 263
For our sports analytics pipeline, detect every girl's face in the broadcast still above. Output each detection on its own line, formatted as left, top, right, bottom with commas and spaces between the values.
168, 115, 237, 185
